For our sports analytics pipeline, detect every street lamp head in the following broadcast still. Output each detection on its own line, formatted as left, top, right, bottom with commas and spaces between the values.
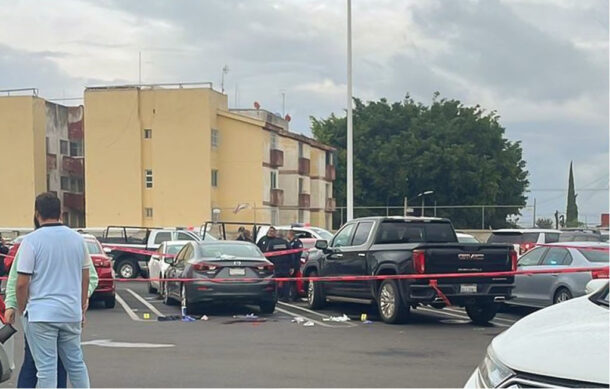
423, 190, 434, 195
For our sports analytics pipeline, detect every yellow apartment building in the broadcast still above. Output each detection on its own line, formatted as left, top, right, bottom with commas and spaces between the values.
0, 91, 85, 228
84, 84, 335, 230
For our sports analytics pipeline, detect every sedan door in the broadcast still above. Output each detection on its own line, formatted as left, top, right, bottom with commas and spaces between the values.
512, 247, 547, 306
166, 244, 192, 300
149, 244, 164, 289
530, 247, 573, 306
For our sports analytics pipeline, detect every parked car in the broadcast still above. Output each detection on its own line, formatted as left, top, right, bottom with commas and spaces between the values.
507, 242, 609, 308
465, 281, 609, 388
0, 342, 12, 383
148, 240, 189, 295
97, 226, 201, 279
83, 234, 116, 309
3, 235, 25, 273
487, 229, 561, 255
457, 232, 479, 243
163, 241, 277, 314
303, 216, 517, 324
559, 230, 604, 242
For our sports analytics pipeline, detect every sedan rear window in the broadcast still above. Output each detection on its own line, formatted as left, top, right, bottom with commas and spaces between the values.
85, 241, 102, 255
199, 244, 264, 259
578, 248, 610, 263
375, 222, 457, 244
488, 232, 540, 244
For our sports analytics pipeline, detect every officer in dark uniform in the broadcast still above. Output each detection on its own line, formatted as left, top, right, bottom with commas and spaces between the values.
257, 227, 293, 301
286, 230, 303, 301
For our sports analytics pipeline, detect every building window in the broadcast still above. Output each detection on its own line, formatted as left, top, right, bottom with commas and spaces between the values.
326, 151, 334, 165
60, 176, 69, 191
298, 142, 304, 158
144, 129, 152, 139
326, 183, 331, 198
145, 208, 153, 218
145, 170, 153, 189
70, 142, 82, 157
298, 178, 304, 194
211, 129, 219, 148
270, 171, 277, 189
270, 133, 278, 150
46, 174, 50, 191
70, 177, 84, 193
60, 140, 68, 155
211, 169, 218, 187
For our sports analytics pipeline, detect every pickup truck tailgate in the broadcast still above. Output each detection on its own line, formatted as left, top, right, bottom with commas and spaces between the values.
417, 244, 513, 274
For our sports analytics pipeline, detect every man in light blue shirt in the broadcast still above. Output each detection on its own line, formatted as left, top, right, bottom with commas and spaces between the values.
16, 193, 90, 388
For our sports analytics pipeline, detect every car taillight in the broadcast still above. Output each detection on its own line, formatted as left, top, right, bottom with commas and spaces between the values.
193, 263, 218, 272
413, 250, 425, 274
509, 250, 518, 272
592, 268, 609, 279
256, 264, 274, 272
519, 242, 534, 255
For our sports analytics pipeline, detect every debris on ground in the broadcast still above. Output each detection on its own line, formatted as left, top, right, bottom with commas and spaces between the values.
303, 321, 315, 327
291, 316, 306, 324
223, 318, 267, 324
362, 320, 373, 324
200, 315, 209, 321
322, 314, 351, 322
143, 313, 151, 320
181, 315, 196, 322
157, 315, 182, 322
360, 313, 367, 322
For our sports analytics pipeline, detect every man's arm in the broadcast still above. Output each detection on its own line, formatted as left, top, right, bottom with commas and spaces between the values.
16, 274, 30, 314
82, 268, 89, 312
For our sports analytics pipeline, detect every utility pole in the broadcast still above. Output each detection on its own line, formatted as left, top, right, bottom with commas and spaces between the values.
532, 198, 537, 228
281, 90, 286, 117
221, 65, 229, 93
346, 0, 354, 221
138, 51, 142, 85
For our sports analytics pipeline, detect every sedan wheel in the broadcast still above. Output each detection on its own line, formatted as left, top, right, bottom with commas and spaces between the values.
181, 284, 194, 315
554, 288, 572, 304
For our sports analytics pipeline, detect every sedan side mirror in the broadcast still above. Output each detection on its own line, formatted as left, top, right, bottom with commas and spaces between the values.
164, 257, 176, 265
315, 240, 328, 250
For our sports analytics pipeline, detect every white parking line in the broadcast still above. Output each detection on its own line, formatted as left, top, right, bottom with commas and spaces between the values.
126, 288, 166, 317
277, 301, 358, 327
274, 306, 339, 328
115, 293, 145, 322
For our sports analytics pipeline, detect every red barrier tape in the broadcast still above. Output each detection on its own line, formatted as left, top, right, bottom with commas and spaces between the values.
100, 245, 307, 259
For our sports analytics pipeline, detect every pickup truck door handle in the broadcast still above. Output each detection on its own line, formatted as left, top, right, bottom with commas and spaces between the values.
334, 253, 343, 258
358, 253, 366, 257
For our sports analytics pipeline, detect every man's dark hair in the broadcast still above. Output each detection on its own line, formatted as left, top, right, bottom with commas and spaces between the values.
35, 192, 62, 220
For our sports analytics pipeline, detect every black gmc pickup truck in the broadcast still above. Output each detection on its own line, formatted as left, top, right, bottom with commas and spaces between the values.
303, 217, 517, 324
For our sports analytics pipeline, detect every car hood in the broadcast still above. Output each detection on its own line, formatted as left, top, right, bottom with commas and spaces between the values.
493, 296, 609, 385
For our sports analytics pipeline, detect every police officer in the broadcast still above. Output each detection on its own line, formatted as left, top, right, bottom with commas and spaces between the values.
286, 230, 303, 301
257, 227, 293, 301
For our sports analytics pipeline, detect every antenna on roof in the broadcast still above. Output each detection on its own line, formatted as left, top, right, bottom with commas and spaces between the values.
221, 65, 230, 93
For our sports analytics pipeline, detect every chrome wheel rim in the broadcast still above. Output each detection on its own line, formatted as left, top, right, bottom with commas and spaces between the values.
120, 264, 134, 278
556, 291, 570, 303
307, 282, 315, 304
380, 284, 396, 319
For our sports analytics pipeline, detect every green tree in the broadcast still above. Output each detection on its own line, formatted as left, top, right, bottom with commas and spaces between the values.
311, 94, 529, 229
536, 218, 554, 229
566, 162, 579, 227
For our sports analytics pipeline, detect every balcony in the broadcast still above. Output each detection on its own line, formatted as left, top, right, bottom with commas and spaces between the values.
270, 149, 284, 168
63, 156, 84, 176
325, 198, 336, 212
325, 165, 336, 181
46, 154, 57, 170
68, 121, 84, 140
299, 193, 311, 209
64, 192, 84, 211
270, 189, 284, 207
298, 158, 310, 176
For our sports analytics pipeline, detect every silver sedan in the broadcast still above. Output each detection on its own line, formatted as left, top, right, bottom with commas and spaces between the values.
508, 242, 609, 308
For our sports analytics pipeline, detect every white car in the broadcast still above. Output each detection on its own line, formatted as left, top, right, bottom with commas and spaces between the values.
256, 224, 334, 248
465, 281, 609, 388
487, 229, 562, 256
148, 240, 190, 294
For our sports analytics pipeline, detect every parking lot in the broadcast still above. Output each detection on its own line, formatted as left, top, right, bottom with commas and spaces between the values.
2, 282, 533, 388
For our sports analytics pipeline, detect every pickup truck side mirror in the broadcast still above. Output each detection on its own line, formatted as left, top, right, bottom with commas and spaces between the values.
164, 257, 176, 265
315, 240, 329, 251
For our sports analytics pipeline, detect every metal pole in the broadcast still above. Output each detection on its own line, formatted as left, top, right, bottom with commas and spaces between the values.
434, 200, 437, 217
421, 196, 425, 217
341, 207, 344, 225
346, 0, 354, 221
532, 198, 537, 228
481, 206, 485, 229
138, 51, 142, 85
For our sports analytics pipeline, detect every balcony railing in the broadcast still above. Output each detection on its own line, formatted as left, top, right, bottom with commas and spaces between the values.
64, 192, 84, 211
325, 165, 336, 181
298, 158, 310, 176
46, 154, 57, 170
270, 189, 284, 207
63, 156, 84, 176
325, 198, 336, 212
270, 149, 284, 168
299, 193, 311, 209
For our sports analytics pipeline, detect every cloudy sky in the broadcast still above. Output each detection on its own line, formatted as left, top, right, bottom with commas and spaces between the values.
1, 0, 608, 225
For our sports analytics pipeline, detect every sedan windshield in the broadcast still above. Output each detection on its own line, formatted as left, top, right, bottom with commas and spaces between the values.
199, 244, 264, 259
85, 241, 103, 255
488, 232, 539, 244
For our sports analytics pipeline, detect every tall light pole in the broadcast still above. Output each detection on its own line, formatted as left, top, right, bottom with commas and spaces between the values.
418, 190, 434, 217
346, 0, 354, 221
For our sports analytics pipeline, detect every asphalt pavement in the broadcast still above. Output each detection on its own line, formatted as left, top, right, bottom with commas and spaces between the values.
1, 282, 534, 388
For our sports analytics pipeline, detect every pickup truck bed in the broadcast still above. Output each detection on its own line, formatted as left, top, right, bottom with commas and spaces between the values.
303, 217, 516, 324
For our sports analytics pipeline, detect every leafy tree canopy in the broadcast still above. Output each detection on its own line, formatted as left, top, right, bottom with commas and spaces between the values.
312, 94, 529, 229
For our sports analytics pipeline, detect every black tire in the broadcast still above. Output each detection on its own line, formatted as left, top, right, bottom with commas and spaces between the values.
104, 295, 116, 309
259, 300, 276, 314
306, 271, 326, 309
553, 288, 572, 304
164, 284, 178, 306
466, 303, 498, 325
159, 278, 165, 298
116, 258, 139, 279
377, 279, 410, 324
181, 284, 195, 315
148, 282, 157, 294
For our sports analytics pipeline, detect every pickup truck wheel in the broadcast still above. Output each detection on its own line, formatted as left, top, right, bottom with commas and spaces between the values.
104, 295, 116, 309
306, 272, 326, 309
117, 259, 138, 279
259, 300, 276, 314
378, 279, 410, 324
465, 303, 498, 325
